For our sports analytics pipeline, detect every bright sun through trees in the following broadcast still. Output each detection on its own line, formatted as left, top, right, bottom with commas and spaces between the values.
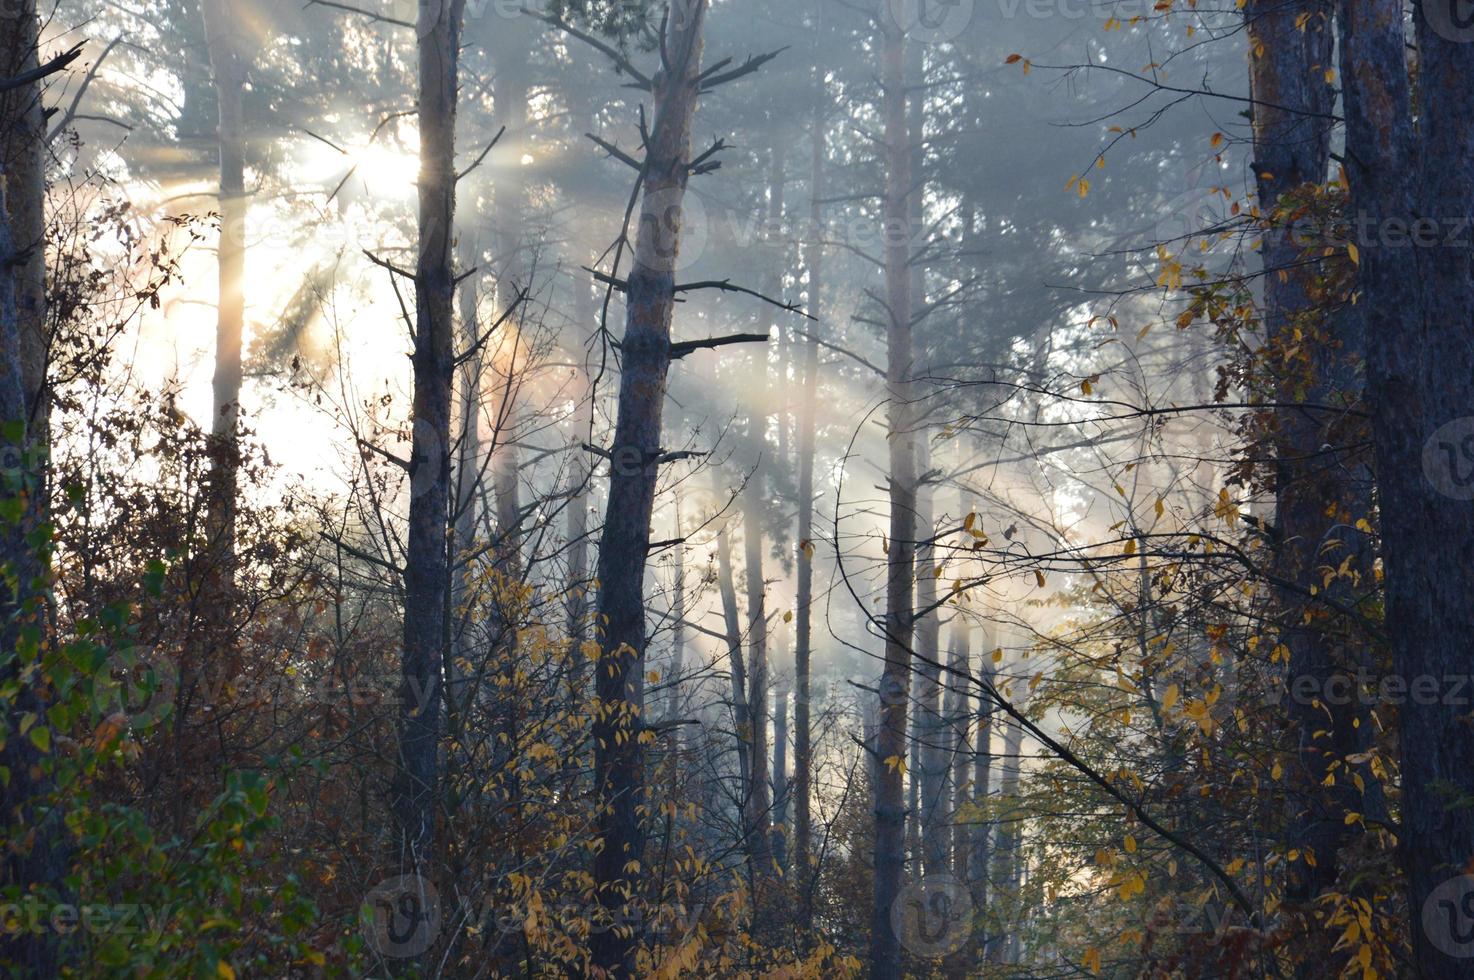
2, 0, 1472, 977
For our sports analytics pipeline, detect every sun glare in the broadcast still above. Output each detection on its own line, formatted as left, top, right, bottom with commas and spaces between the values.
293, 139, 419, 200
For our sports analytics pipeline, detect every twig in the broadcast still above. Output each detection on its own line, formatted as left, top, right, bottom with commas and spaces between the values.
0, 42, 84, 94
668, 333, 770, 359
304, 0, 413, 28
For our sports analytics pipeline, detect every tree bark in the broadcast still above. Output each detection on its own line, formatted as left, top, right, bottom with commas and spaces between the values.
772, 671, 790, 874
0, 0, 45, 425
1341, 0, 1474, 974
742, 424, 773, 875
1246, 0, 1371, 920
589, 4, 707, 972
0, 33, 66, 960
717, 519, 751, 797
792, 59, 823, 931
914, 436, 947, 878
869, 12, 917, 979
394, 0, 465, 886
987, 708, 1024, 966
450, 236, 480, 719
566, 265, 596, 715
201, 0, 246, 596
945, 621, 970, 878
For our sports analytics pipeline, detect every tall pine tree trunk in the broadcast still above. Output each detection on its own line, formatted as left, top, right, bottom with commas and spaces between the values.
869, 13, 917, 978
394, 0, 465, 885
915, 435, 947, 878
202, 0, 245, 547
1341, 0, 1474, 973
589, 4, 707, 972
450, 236, 480, 719
0, 12, 65, 967
945, 621, 970, 877
565, 264, 596, 715
1246, 0, 1369, 917
198, 0, 246, 727
742, 416, 773, 876
792, 60, 824, 930
717, 518, 751, 797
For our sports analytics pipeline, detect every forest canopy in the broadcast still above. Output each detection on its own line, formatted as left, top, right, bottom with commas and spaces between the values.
2, 0, 1473, 976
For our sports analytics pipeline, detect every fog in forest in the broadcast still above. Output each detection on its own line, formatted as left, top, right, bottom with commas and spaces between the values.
3, 0, 1471, 976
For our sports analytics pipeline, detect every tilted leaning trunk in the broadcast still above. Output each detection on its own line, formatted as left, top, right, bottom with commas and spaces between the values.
394, 0, 465, 881
1341, 1, 1474, 974
1246, 0, 1372, 922
589, 3, 707, 974
869, 12, 917, 979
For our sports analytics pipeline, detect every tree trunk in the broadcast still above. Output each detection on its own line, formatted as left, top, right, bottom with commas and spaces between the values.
1342, 1, 1474, 974
490, 21, 527, 587
1246, 0, 1371, 920
201, 0, 246, 598
742, 416, 773, 876
968, 639, 993, 907
0, 0, 46, 426
589, 4, 707, 972
450, 236, 480, 719
394, 0, 465, 885
792, 60, 823, 931
668, 507, 686, 728
869, 13, 917, 979
987, 709, 1024, 966
565, 265, 595, 715
772, 672, 790, 874
717, 519, 751, 798
946, 621, 970, 878
914, 436, 947, 878
0, 33, 66, 962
